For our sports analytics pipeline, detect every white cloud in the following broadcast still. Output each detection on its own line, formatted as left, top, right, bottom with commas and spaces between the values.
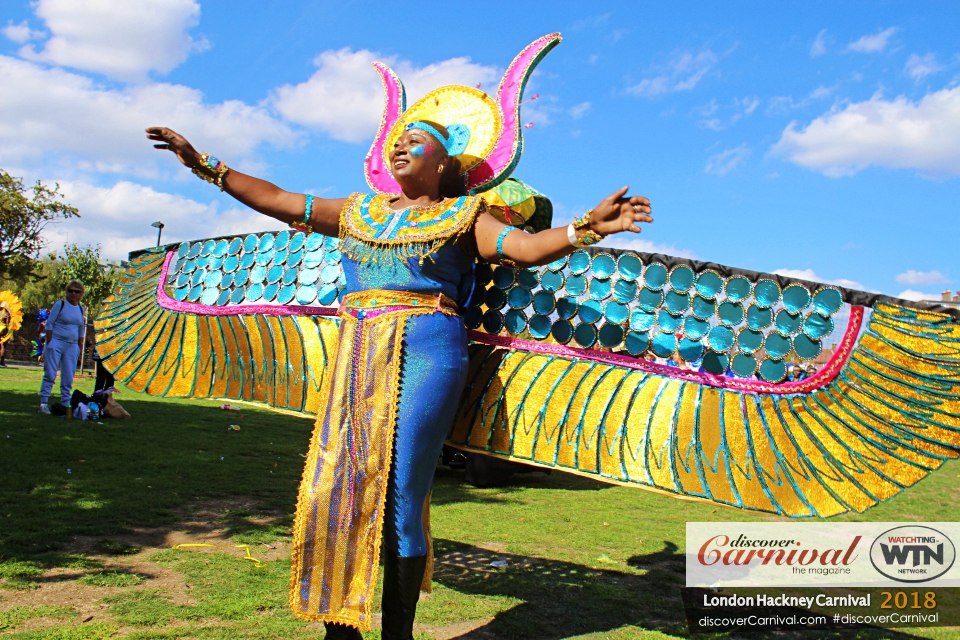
626, 49, 717, 97
705, 145, 750, 175
19, 0, 205, 82
44, 180, 286, 260
272, 48, 499, 143
770, 86, 960, 177
845, 27, 897, 54
3, 21, 43, 44
0, 55, 296, 174
809, 84, 835, 100
599, 236, 697, 259
905, 53, 944, 82
895, 269, 950, 285
699, 96, 759, 130
773, 268, 864, 291
569, 101, 591, 119
897, 289, 943, 302
810, 29, 828, 58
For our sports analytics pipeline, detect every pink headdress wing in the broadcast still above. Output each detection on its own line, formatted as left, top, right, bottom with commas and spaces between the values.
364, 62, 406, 194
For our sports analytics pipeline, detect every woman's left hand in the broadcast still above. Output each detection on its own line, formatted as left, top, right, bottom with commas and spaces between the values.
588, 186, 653, 237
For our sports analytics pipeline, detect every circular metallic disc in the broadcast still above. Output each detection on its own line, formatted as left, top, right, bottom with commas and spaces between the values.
708, 325, 735, 352
221, 273, 235, 290
565, 274, 587, 296
201, 286, 219, 305
732, 354, 757, 378
794, 334, 822, 360
578, 298, 603, 324
781, 284, 812, 314
213, 239, 228, 257
664, 290, 691, 314
230, 287, 245, 304
504, 309, 527, 334
181, 259, 196, 274
266, 265, 284, 284
320, 264, 340, 284
187, 242, 202, 259
305, 233, 324, 252
643, 263, 667, 290
701, 351, 729, 375
724, 275, 752, 302
533, 291, 555, 315
245, 282, 263, 302
176, 273, 190, 288
691, 295, 716, 320
234, 269, 250, 287
516, 269, 539, 290
282, 267, 298, 286
813, 288, 843, 315
598, 323, 624, 348
216, 289, 231, 306
326, 250, 342, 264
547, 255, 568, 271
540, 270, 564, 292
651, 332, 677, 357
695, 271, 724, 299
613, 279, 638, 303
223, 255, 239, 273
258, 234, 275, 252
604, 300, 629, 325
474, 263, 493, 287
678, 338, 704, 362
737, 328, 764, 354
317, 283, 338, 305
657, 310, 683, 333
255, 250, 273, 266
303, 249, 324, 268
288, 231, 306, 254
754, 279, 782, 308
717, 301, 744, 326
173, 286, 189, 301
228, 237, 243, 255
551, 319, 574, 344
464, 306, 483, 329
764, 333, 791, 359
324, 236, 341, 251
177, 242, 190, 258
556, 296, 578, 320
802, 312, 834, 339
507, 287, 532, 309
482, 310, 504, 334
287, 250, 302, 268
568, 250, 591, 275
683, 316, 710, 340
669, 265, 695, 292
262, 282, 279, 302
278, 283, 297, 305
625, 330, 650, 356
774, 309, 802, 336
195, 256, 210, 269
208, 256, 224, 271
589, 277, 612, 300
243, 234, 258, 253
746, 304, 773, 330
295, 285, 317, 305
274, 249, 288, 266
485, 287, 506, 310
190, 270, 205, 287
617, 254, 643, 282
201, 240, 216, 257
759, 358, 787, 383
529, 314, 552, 339
630, 309, 656, 332
275, 230, 291, 251
299, 268, 319, 285
492, 266, 516, 290
638, 287, 664, 312
239, 253, 255, 269
574, 322, 597, 347
591, 253, 617, 279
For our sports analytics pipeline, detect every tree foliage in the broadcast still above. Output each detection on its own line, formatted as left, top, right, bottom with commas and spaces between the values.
0, 170, 79, 283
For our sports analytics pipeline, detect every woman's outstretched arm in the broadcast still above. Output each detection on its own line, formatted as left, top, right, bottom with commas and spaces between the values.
474, 186, 653, 268
146, 127, 345, 237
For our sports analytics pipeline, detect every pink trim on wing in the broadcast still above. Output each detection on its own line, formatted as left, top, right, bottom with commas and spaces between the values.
467, 33, 561, 192
155, 252, 340, 317
467, 306, 863, 395
364, 62, 405, 195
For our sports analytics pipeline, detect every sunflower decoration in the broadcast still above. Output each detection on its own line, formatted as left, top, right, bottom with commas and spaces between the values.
0, 290, 24, 343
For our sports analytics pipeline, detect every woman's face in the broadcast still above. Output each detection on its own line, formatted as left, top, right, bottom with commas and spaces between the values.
66, 286, 84, 305
389, 128, 444, 183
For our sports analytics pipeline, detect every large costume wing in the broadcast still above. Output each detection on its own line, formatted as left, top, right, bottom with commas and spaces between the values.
447, 249, 960, 517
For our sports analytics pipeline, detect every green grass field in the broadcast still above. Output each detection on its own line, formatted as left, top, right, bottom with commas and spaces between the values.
0, 366, 957, 639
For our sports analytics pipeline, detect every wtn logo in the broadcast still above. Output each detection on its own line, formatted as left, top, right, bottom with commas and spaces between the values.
870, 526, 956, 583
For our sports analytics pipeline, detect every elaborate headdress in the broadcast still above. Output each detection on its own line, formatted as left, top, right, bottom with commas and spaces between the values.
364, 33, 561, 195
0, 290, 23, 343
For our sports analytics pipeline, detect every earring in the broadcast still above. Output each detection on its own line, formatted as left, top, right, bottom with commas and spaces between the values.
437, 165, 444, 174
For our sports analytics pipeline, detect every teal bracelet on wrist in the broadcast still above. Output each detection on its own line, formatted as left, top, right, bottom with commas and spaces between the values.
496, 227, 518, 268
290, 194, 314, 232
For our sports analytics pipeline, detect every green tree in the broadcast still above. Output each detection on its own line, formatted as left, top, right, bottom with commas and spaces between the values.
0, 170, 79, 283
53, 244, 123, 319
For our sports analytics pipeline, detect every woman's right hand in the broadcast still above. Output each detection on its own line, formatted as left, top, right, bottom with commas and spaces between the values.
146, 127, 202, 169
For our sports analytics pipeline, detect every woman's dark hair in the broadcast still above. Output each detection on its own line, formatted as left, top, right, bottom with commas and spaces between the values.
438, 156, 466, 198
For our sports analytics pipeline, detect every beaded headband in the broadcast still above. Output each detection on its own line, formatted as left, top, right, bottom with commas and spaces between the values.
405, 121, 471, 157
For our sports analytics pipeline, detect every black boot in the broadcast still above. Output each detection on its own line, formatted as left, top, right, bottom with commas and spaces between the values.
381, 552, 427, 640
323, 622, 362, 640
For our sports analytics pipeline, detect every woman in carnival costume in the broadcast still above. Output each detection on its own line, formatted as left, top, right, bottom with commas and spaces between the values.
147, 34, 651, 639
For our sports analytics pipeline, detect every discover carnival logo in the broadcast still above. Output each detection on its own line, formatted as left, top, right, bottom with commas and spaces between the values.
869, 526, 956, 583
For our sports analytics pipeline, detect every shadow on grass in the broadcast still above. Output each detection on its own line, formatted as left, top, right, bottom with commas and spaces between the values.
431, 539, 926, 640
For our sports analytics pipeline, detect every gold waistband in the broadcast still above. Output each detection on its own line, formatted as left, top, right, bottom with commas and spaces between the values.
339, 290, 459, 316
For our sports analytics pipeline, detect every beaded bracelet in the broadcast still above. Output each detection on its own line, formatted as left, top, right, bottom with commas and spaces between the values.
496, 227, 518, 268
192, 153, 229, 190
290, 194, 314, 232
570, 209, 603, 246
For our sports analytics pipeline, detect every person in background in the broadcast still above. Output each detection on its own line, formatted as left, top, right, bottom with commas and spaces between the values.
39, 280, 86, 414
92, 340, 115, 393
0, 305, 9, 367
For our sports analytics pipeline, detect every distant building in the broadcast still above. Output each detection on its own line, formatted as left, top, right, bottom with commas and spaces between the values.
926, 290, 960, 307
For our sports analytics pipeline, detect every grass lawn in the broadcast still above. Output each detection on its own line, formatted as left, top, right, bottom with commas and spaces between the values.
0, 365, 957, 639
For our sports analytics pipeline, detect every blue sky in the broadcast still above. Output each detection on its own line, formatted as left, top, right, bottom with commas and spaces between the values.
2, 0, 958, 300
